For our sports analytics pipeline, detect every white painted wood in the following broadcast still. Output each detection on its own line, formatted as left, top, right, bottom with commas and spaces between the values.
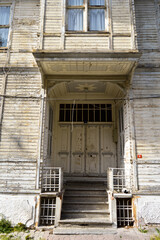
101, 125, 116, 173
71, 125, 85, 173
86, 125, 99, 174
56, 125, 70, 172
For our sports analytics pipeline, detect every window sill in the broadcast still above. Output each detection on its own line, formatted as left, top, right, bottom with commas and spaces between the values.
65, 31, 110, 37
0, 47, 8, 52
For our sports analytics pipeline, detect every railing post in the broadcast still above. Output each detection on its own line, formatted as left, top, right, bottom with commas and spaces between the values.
59, 168, 62, 192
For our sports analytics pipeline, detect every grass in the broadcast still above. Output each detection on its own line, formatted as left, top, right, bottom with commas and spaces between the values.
0, 219, 13, 234
150, 228, 160, 240
25, 235, 34, 240
138, 226, 148, 233
0, 235, 21, 240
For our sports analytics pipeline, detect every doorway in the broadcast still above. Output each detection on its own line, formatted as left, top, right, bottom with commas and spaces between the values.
53, 103, 117, 176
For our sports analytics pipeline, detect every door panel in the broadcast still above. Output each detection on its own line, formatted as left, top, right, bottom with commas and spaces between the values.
101, 125, 116, 173
86, 126, 99, 174
56, 125, 70, 172
55, 124, 116, 175
71, 125, 84, 173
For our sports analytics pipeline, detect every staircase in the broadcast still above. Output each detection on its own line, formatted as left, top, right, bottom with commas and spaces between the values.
54, 177, 116, 235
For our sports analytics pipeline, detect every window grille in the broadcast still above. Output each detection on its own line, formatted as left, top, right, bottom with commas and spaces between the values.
40, 197, 56, 226
117, 198, 134, 227
0, 6, 10, 47
59, 104, 112, 122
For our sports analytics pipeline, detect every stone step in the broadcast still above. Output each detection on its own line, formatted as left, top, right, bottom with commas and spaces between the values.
61, 209, 109, 219
63, 201, 109, 205
63, 195, 108, 202
58, 218, 112, 226
62, 202, 108, 210
63, 195, 108, 203
64, 177, 107, 183
53, 227, 117, 235
64, 190, 107, 196
64, 186, 107, 191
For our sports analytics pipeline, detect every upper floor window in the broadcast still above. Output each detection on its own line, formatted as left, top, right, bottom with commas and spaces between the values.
0, 6, 10, 47
66, 0, 106, 32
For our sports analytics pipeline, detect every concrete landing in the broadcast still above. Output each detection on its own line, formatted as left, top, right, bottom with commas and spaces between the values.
53, 227, 117, 235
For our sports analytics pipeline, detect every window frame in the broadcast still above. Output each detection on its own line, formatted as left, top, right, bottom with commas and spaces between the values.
119, 107, 125, 158
47, 106, 53, 157
66, 0, 108, 33
0, 4, 11, 48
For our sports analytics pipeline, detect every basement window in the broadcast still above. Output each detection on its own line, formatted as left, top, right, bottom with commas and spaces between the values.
59, 104, 112, 122
117, 198, 134, 227
66, 0, 106, 32
40, 197, 56, 226
0, 6, 10, 47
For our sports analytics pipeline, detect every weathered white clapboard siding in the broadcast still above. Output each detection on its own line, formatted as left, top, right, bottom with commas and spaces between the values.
113, 37, 131, 50
139, 52, 160, 66
5, 74, 41, 96
65, 36, 109, 50
0, 75, 2, 95
138, 164, 160, 190
133, 98, 160, 160
0, 161, 37, 192
0, 53, 8, 67
0, 98, 41, 160
135, 0, 159, 50
112, 0, 131, 34
44, 0, 62, 33
10, 0, 39, 66
43, 37, 61, 50
133, 71, 160, 93
10, 53, 37, 67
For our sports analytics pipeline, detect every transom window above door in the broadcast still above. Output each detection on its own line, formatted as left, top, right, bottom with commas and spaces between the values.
66, 0, 106, 32
59, 104, 112, 122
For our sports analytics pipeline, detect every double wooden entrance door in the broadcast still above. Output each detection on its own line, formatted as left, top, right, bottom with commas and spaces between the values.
55, 124, 116, 175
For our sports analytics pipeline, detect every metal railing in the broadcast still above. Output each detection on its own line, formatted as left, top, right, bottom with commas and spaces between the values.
108, 168, 125, 192
41, 167, 63, 193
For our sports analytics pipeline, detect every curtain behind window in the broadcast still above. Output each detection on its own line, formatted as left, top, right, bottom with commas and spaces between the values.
89, 0, 105, 5
68, 9, 83, 31
0, 6, 10, 25
89, 9, 105, 31
68, 0, 83, 6
0, 6, 10, 47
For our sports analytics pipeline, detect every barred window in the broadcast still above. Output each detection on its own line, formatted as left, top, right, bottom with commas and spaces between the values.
59, 104, 112, 122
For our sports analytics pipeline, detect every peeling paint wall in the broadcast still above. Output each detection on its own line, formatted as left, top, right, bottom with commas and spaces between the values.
133, 196, 160, 225
0, 194, 37, 226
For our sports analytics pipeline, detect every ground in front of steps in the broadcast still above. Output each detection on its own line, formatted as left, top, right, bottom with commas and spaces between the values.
0, 226, 160, 240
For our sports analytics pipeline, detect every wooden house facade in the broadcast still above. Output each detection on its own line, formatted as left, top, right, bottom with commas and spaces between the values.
0, 0, 160, 229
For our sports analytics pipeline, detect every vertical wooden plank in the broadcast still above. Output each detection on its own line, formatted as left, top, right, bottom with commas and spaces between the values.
61, 0, 66, 49
39, 0, 46, 49
108, 0, 113, 50
129, 0, 136, 49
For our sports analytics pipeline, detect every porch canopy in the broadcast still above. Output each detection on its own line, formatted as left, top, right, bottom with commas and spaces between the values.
33, 51, 141, 98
